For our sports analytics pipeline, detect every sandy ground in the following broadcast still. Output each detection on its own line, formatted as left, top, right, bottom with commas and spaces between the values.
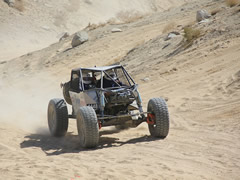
0, 0, 240, 179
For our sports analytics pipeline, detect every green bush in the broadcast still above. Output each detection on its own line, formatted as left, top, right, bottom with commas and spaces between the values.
184, 27, 201, 43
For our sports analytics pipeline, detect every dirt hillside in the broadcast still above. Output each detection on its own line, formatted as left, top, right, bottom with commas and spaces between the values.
0, 0, 240, 179
0, 0, 189, 62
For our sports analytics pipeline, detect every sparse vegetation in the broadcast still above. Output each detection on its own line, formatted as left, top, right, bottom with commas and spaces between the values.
225, 0, 240, 7
106, 18, 118, 25
73, 10, 145, 31
162, 22, 176, 33
116, 10, 144, 24
85, 22, 107, 31
183, 26, 201, 46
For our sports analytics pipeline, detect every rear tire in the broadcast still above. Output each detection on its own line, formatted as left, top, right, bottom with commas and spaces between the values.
48, 98, 69, 137
147, 98, 169, 138
77, 106, 99, 148
63, 81, 72, 105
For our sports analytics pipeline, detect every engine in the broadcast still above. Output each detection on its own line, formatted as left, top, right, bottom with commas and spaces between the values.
104, 89, 135, 115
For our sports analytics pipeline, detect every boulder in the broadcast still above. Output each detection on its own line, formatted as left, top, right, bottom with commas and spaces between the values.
71, 31, 89, 48
196, 10, 211, 22
170, 31, 180, 35
165, 31, 180, 41
199, 19, 210, 24
4, 0, 15, 7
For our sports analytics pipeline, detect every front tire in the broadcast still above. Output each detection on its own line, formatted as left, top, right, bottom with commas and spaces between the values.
48, 98, 69, 137
147, 98, 169, 138
77, 106, 99, 148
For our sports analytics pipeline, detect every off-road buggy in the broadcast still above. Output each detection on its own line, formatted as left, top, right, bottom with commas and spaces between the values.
47, 65, 169, 148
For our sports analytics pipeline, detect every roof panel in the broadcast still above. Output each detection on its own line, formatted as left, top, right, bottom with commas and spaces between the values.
72, 65, 122, 72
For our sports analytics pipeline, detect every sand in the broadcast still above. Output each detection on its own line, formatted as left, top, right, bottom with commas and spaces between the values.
0, 0, 240, 179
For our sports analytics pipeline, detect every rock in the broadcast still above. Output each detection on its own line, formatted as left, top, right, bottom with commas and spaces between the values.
165, 32, 179, 41
111, 28, 122, 33
59, 32, 70, 41
71, 31, 89, 48
199, 19, 210, 24
4, 0, 15, 6
196, 10, 211, 22
163, 97, 169, 102
170, 31, 180, 35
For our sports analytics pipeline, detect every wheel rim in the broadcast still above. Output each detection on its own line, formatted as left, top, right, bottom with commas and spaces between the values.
148, 103, 155, 126
147, 113, 156, 125
148, 104, 157, 133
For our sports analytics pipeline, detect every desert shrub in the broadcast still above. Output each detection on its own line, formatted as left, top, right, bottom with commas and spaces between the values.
116, 10, 143, 24
225, 0, 240, 7
162, 22, 176, 33
85, 22, 106, 31
184, 27, 201, 44
106, 18, 118, 25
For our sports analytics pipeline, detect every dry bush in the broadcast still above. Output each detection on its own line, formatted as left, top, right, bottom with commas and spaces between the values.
184, 26, 201, 44
225, 0, 240, 7
210, 8, 222, 15
107, 18, 118, 25
85, 22, 107, 31
116, 10, 143, 24
14, 0, 24, 12
162, 22, 176, 33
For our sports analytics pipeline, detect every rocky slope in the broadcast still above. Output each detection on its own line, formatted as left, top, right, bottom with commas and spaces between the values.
0, 0, 190, 62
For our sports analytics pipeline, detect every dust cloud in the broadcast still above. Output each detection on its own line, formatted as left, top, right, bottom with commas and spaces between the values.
0, 72, 63, 134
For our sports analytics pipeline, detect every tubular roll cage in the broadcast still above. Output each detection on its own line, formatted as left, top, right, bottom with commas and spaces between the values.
69, 65, 147, 125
